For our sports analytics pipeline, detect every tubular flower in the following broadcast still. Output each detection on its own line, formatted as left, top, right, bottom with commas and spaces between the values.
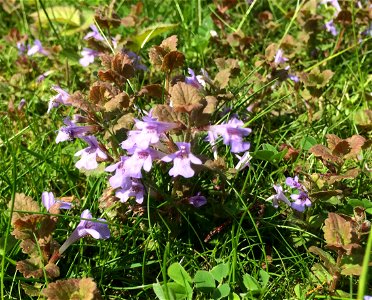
42, 192, 72, 212
75, 136, 107, 170
162, 142, 202, 178
59, 209, 110, 255
207, 117, 252, 153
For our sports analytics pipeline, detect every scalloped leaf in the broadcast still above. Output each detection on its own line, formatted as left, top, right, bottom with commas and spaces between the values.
170, 82, 203, 113
161, 51, 185, 73
323, 213, 352, 246
42, 277, 102, 300
10, 193, 40, 225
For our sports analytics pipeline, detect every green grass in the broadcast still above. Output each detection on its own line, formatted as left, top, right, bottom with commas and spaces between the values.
0, 0, 371, 299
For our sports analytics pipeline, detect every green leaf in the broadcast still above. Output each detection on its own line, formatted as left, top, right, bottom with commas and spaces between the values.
259, 270, 270, 289
253, 150, 276, 162
300, 136, 317, 151
228, 292, 241, 300
242, 274, 260, 292
132, 23, 178, 49
153, 283, 168, 300
168, 263, 192, 287
213, 283, 230, 300
61, 10, 94, 36
303, 135, 319, 151
210, 263, 229, 282
194, 270, 215, 293
262, 143, 278, 153
167, 282, 192, 300
294, 284, 303, 299
30, 6, 81, 28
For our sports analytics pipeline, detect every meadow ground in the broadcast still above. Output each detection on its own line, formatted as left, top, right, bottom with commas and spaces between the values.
0, 0, 371, 299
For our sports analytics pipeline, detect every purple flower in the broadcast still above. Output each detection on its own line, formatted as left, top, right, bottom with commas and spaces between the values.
188, 193, 207, 208
27, 39, 50, 56
79, 48, 99, 67
162, 142, 202, 178
36, 70, 53, 83
364, 296, 372, 300
48, 85, 70, 113
75, 136, 107, 170
84, 25, 104, 41
17, 42, 26, 55
285, 176, 302, 189
115, 179, 144, 204
121, 116, 177, 150
105, 156, 131, 189
124, 49, 147, 71
185, 68, 204, 89
288, 74, 299, 82
321, 0, 341, 13
56, 117, 96, 143
207, 117, 252, 153
325, 20, 338, 36
274, 49, 288, 65
42, 191, 72, 212
123, 147, 163, 178
290, 191, 312, 212
18, 99, 26, 111
59, 209, 110, 254
235, 151, 252, 171
266, 185, 292, 208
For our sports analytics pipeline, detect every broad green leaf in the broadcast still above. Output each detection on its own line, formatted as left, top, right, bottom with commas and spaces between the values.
213, 283, 230, 300
259, 270, 270, 288
300, 135, 317, 150
341, 264, 363, 276
61, 10, 94, 36
194, 270, 215, 292
253, 150, 276, 162
210, 263, 229, 282
167, 282, 192, 300
132, 23, 178, 49
242, 274, 260, 292
168, 263, 192, 287
228, 292, 241, 300
262, 143, 278, 154
153, 283, 168, 300
30, 6, 81, 28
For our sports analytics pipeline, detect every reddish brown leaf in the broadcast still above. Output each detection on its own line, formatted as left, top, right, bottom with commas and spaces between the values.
309, 144, 342, 164
214, 69, 231, 89
42, 277, 102, 300
326, 134, 343, 151
10, 193, 40, 225
332, 140, 350, 156
149, 46, 167, 69
160, 35, 178, 52
161, 51, 185, 72
323, 213, 353, 253
112, 113, 135, 132
152, 104, 180, 124
169, 82, 203, 113
104, 92, 131, 112
345, 135, 366, 159
138, 84, 166, 99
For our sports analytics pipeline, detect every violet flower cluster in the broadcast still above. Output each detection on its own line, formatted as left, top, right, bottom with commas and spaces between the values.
267, 176, 311, 212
